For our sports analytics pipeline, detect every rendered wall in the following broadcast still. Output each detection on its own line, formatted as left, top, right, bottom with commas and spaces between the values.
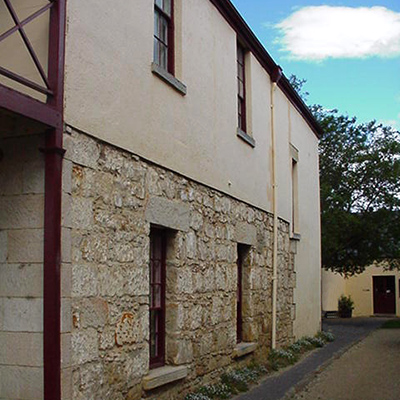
321, 269, 346, 312
323, 266, 400, 317
0, 131, 45, 400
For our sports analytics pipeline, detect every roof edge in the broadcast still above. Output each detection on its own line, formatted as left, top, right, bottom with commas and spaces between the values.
209, 0, 322, 138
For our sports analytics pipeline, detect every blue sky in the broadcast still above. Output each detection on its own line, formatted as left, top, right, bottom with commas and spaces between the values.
230, 0, 400, 130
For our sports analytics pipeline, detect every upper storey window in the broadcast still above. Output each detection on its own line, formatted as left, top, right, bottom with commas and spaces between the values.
154, 0, 174, 75
237, 43, 246, 133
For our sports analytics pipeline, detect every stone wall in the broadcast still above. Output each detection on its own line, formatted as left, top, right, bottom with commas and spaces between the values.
64, 128, 295, 400
0, 133, 45, 400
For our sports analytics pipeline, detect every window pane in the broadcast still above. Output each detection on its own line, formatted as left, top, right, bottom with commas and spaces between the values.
159, 15, 168, 44
238, 80, 244, 98
237, 44, 244, 64
163, 0, 171, 16
154, 38, 160, 65
160, 43, 168, 69
155, 0, 171, 17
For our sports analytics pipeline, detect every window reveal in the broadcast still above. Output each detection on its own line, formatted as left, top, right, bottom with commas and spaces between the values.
149, 229, 166, 369
237, 245, 244, 343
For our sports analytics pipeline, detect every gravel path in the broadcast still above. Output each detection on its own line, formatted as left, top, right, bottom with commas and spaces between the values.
235, 318, 387, 400
290, 328, 400, 400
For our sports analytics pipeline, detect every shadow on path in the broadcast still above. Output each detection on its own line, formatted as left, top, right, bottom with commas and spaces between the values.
234, 317, 387, 400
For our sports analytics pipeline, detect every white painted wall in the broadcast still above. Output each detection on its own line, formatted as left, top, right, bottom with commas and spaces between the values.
323, 266, 400, 317
63, 0, 321, 336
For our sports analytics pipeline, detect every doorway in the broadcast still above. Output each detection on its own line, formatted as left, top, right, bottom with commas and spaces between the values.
373, 276, 396, 314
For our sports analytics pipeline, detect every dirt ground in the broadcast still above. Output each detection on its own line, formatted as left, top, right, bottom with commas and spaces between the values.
290, 328, 400, 400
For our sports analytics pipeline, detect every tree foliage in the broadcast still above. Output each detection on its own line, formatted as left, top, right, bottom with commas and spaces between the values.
314, 105, 400, 275
289, 75, 400, 275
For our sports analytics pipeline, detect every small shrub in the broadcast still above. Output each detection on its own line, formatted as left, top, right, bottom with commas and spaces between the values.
268, 348, 298, 370
221, 370, 249, 392
185, 393, 212, 400
307, 337, 325, 348
197, 383, 232, 399
288, 342, 303, 354
295, 337, 314, 351
316, 330, 335, 342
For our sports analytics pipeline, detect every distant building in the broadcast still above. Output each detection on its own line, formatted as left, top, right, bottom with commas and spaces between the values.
323, 265, 400, 317
0, 1, 322, 399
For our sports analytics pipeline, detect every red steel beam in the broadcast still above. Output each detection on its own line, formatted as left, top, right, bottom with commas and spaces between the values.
0, 84, 61, 128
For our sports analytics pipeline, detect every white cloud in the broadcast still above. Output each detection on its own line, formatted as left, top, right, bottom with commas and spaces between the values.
275, 6, 400, 60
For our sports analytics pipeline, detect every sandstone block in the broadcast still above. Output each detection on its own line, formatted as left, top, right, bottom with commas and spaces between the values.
0, 365, 43, 400
72, 264, 99, 297
62, 159, 73, 195
167, 339, 193, 365
0, 195, 44, 229
0, 297, 43, 332
142, 365, 188, 390
71, 197, 93, 230
22, 159, 44, 194
0, 332, 43, 366
0, 263, 43, 297
232, 342, 257, 358
145, 197, 190, 232
7, 229, 44, 263
68, 131, 100, 168
71, 328, 99, 365
0, 230, 6, 262
235, 222, 257, 246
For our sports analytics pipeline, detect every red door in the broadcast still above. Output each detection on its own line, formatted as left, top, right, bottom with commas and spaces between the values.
373, 276, 396, 314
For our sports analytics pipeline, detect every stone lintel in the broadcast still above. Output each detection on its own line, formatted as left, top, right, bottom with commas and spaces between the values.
235, 222, 257, 246
145, 197, 190, 232
142, 365, 188, 390
233, 342, 257, 359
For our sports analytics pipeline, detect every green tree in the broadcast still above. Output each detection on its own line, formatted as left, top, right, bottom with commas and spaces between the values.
313, 105, 400, 275
289, 75, 400, 275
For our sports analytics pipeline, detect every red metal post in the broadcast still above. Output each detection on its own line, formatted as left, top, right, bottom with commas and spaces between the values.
43, 1, 66, 400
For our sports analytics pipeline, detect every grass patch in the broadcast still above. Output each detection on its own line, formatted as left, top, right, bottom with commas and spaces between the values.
381, 319, 400, 329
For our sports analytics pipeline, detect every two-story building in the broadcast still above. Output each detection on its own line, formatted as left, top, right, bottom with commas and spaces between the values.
0, 1, 322, 399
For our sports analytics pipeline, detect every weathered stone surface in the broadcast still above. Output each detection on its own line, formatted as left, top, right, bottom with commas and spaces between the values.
0, 264, 43, 297
143, 365, 188, 390
0, 332, 43, 366
145, 196, 190, 232
233, 342, 257, 358
72, 328, 99, 365
66, 130, 295, 400
0, 298, 43, 332
0, 230, 6, 262
0, 195, 44, 229
7, 229, 43, 263
235, 222, 257, 246
0, 365, 43, 400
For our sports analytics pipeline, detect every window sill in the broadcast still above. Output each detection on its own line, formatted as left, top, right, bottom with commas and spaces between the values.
233, 342, 257, 359
290, 233, 301, 241
237, 128, 255, 148
142, 365, 188, 390
151, 63, 187, 96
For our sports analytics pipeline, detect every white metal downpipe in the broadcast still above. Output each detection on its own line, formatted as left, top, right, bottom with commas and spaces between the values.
270, 67, 282, 349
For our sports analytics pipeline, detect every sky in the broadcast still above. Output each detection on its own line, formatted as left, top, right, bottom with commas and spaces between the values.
230, 0, 400, 130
